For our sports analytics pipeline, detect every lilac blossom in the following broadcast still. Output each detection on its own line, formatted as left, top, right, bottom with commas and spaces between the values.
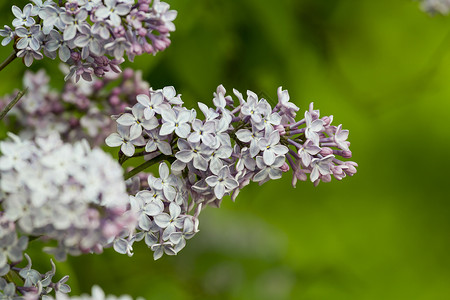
0, 26, 14, 46
420, 0, 450, 14
0, 134, 136, 259
105, 124, 145, 157
304, 110, 324, 146
1, 0, 178, 79
160, 108, 191, 138
95, 0, 131, 27
205, 166, 239, 199
12, 4, 35, 28
258, 129, 288, 165
15, 25, 42, 51
103, 84, 357, 259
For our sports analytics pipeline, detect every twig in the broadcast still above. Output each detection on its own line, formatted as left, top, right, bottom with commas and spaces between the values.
0, 88, 28, 121
123, 154, 174, 180
0, 51, 17, 72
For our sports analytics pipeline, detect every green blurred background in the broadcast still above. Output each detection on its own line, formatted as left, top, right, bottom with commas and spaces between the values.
2, 0, 450, 299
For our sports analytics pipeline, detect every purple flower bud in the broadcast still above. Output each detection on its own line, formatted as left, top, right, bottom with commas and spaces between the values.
320, 147, 333, 156
139, 4, 150, 12
94, 67, 105, 77
322, 116, 332, 126
69, 117, 80, 128
340, 150, 352, 158
274, 124, 286, 135
123, 68, 134, 80
52, 102, 64, 114
280, 162, 290, 172
321, 174, 332, 183
65, 3, 80, 15
93, 81, 104, 90
109, 96, 120, 106
143, 42, 154, 53
343, 161, 358, 175
71, 52, 81, 61
114, 26, 126, 37
138, 27, 147, 37
130, 43, 143, 55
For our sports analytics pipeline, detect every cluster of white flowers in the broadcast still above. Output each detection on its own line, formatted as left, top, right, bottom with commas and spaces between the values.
0, 67, 150, 146
0, 253, 71, 300
420, 0, 450, 14
106, 84, 358, 259
0, 133, 136, 260
0, 0, 176, 80
45, 285, 141, 300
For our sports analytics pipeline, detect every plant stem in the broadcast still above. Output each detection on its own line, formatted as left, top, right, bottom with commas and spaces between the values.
123, 154, 173, 180
0, 51, 17, 72
0, 88, 28, 121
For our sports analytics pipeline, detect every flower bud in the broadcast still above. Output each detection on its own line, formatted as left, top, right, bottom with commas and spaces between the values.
280, 162, 290, 172
71, 52, 81, 61
320, 147, 333, 156
274, 125, 286, 136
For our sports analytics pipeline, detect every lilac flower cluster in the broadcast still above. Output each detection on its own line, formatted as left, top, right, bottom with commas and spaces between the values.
0, 0, 176, 81
0, 253, 71, 300
0, 67, 149, 146
106, 85, 358, 259
419, 0, 450, 14
0, 133, 136, 260
46, 285, 141, 300
0, 215, 28, 276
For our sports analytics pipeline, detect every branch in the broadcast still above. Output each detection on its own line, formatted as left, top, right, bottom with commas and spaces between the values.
123, 154, 174, 181
0, 51, 17, 72
0, 88, 28, 121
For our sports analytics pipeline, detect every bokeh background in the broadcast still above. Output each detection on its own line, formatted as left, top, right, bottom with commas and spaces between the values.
2, 0, 450, 299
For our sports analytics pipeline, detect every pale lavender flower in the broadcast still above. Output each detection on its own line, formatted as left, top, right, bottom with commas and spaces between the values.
310, 155, 335, 182
255, 103, 281, 131
154, 202, 185, 240
38, 5, 62, 35
144, 129, 172, 155
235, 126, 264, 157
105, 124, 145, 157
297, 140, 321, 167
153, 162, 177, 202
44, 30, 71, 62
17, 47, 44, 67
0, 26, 14, 46
151, 241, 176, 260
91, 20, 111, 40
161, 86, 183, 105
188, 119, 216, 147
241, 90, 265, 123
160, 108, 191, 138
334, 124, 350, 151
175, 139, 211, 171
12, 4, 35, 27
253, 155, 286, 183
116, 104, 159, 138
304, 110, 324, 146
205, 166, 238, 199
104, 37, 131, 60
60, 9, 89, 41
169, 217, 197, 253
74, 26, 103, 59
78, 0, 102, 11
277, 86, 299, 123
421, 0, 450, 14
209, 145, 233, 175
15, 25, 42, 51
136, 92, 169, 120
257, 130, 288, 165
95, 0, 131, 27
